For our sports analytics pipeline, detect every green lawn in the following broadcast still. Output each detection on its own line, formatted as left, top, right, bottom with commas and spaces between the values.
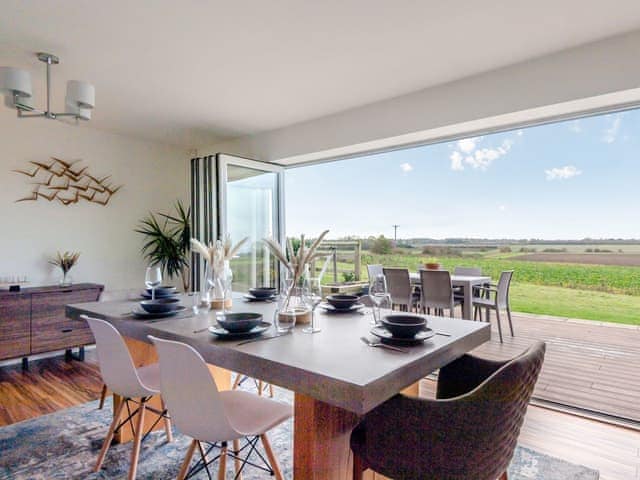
510, 283, 640, 325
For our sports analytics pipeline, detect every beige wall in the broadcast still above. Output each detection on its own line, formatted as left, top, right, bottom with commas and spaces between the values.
203, 29, 640, 164
0, 109, 189, 291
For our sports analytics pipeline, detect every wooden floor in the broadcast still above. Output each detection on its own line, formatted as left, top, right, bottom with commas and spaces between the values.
471, 311, 640, 422
2, 315, 640, 479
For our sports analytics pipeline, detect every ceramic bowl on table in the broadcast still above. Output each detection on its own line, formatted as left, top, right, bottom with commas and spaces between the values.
144, 285, 177, 297
140, 297, 181, 314
381, 313, 427, 338
248, 287, 277, 299
326, 294, 359, 310
216, 312, 263, 333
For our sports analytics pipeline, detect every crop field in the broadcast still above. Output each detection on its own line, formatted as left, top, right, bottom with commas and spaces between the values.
510, 253, 640, 267
332, 244, 640, 325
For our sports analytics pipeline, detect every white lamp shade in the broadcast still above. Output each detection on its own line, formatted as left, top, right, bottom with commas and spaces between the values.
0, 67, 32, 97
65, 101, 91, 121
66, 80, 95, 109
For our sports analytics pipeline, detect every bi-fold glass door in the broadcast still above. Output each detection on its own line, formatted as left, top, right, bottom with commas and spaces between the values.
216, 154, 284, 292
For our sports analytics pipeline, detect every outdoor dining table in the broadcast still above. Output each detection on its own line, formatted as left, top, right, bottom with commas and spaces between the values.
410, 272, 491, 320
67, 292, 490, 480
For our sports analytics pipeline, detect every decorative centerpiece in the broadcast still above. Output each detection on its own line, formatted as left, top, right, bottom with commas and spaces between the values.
263, 231, 328, 329
424, 258, 441, 270
49, 251, 80, 286
191, 234, 248, 310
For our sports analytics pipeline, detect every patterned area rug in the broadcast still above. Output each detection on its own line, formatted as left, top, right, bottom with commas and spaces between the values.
0, 386, 599, 480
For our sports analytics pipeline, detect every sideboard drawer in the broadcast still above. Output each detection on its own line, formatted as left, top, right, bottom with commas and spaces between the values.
31, 320, 94, 353
0, 295, 31, 360
31, 288, 101, 353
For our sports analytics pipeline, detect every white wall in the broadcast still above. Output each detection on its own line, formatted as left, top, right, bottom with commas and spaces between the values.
0, 110, 189, 291
203, 29, 640, 164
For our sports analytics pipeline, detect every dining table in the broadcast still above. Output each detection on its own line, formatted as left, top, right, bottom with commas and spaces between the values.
67, 292, 490, 480
410, 272, 491, 320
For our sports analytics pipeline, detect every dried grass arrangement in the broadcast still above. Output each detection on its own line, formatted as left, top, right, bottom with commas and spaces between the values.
49, 251, 80, 274
263, 230, 329, 305
191, 234, 249, 272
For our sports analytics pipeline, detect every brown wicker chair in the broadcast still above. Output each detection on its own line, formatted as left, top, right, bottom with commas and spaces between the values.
351, 341, 546, 480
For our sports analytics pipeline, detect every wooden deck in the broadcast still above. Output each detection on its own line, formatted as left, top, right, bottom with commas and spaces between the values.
471, 311, 640, 423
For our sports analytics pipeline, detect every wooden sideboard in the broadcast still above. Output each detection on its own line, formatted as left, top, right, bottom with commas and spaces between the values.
0, 283, 103, 368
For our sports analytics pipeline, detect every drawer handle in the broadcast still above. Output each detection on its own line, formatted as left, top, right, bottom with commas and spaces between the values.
61, 328, 73, 333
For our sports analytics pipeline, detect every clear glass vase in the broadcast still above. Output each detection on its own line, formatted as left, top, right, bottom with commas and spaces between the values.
274, 272, 310, 332
59, 271, 72, 286
210, 260, 233, 310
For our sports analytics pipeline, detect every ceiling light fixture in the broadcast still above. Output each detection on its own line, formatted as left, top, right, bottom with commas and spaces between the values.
0, 52, 95, 122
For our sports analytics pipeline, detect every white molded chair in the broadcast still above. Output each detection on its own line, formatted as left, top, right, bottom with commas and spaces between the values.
149, 335, 292, 480
472, 270, 515, 342
83, 316, 172, 480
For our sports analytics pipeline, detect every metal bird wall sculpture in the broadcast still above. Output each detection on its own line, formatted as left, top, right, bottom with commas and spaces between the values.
13, 158, 123, 206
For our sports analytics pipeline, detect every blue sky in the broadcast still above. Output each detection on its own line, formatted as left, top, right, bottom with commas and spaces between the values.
285, 109, 639, 240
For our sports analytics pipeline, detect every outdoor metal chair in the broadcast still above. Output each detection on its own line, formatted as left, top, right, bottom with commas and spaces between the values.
383, 267, 419, 312
419, 269, 462, 317
473, 270, 515, 342
351, 341, 546, 480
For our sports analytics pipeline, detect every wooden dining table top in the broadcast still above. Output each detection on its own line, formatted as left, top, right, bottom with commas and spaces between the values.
66, 292, 490, 415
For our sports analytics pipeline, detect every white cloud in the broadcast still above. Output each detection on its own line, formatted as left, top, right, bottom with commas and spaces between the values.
457, 137, 479, 153
545, 165, 582, 181
516, 130, 524, 136
400, 162, 413, 173
449, 151, 464, 171
602, 115, 621, 143
462, 139, 514, 170
498, 205, 507, 212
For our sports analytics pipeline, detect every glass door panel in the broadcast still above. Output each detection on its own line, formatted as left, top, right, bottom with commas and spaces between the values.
217, 155, 284, 292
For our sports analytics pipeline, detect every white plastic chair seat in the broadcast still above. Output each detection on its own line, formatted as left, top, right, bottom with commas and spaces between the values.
217, 390, 292, 440
135, 364, 162, 396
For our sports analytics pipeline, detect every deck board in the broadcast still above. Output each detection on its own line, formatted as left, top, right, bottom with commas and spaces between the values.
470, 311, 640, 422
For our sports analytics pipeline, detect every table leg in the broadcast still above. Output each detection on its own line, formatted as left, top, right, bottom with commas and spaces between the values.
293, 382, 420, 479
113, 336, 231, 444
463, 281, 473, 320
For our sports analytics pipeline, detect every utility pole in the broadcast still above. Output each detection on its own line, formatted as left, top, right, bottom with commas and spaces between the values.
392, 224, 399, 242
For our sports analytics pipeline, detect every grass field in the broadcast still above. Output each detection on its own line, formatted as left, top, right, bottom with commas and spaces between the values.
335, 246, 640, 325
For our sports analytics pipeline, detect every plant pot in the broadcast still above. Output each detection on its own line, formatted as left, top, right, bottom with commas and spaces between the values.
424, 263, 441, 270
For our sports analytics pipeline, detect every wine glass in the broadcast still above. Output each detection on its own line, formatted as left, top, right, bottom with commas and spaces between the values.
369, 273, 389, 325
145, 266, 162, 301
302, 275, 323, 334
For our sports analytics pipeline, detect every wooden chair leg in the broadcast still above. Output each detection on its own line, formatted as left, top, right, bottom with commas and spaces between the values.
98, 384, 108, 409
232, 373, 243, 390
260, 433, 284, 480
495, 308, 504, 343
217, 444, 227, 480
353, 451, 366, 480
94, 395, 127, 472
258, 380, 263, 396
177, 439, 198, 480
268, 383, 274, 398
128, 398, 147, 480
161, 397, 173, 442
233, 439, 243, 479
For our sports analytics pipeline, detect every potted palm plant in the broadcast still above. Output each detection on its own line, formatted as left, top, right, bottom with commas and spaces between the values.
135, 200, 191, 291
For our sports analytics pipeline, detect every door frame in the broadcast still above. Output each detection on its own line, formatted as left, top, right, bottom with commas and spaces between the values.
215, 153, 286, 246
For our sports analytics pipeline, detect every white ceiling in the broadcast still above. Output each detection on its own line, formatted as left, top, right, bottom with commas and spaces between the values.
2, 0, 640, 148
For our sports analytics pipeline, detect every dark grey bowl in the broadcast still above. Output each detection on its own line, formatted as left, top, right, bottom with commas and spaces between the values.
249, 287, 277, 298
145, 285, 177, 297
326, 294, 359, 310
381, 314, 427, 338
140, 297, 181, 314
217, 312, 263, 333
